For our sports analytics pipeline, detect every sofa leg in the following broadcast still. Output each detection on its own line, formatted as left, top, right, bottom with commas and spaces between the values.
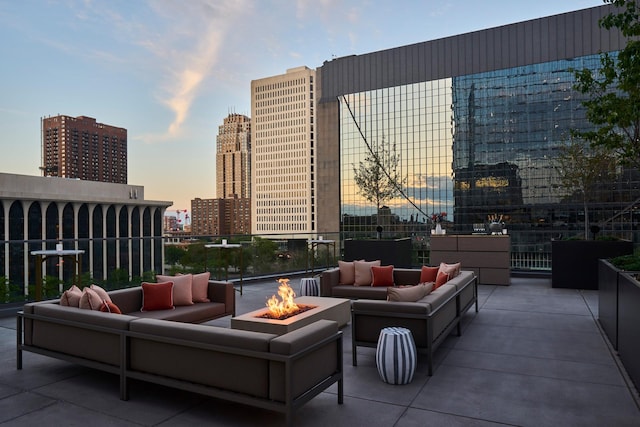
120, 376, 129, 401
338, 378, 344, 404
352, 347, 358, 366
16, 315, 22, 370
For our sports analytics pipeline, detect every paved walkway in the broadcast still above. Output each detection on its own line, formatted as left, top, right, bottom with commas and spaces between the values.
1, 276, 639, 426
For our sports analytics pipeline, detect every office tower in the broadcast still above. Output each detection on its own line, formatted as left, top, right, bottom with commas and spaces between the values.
216, 113, 251, 199
251, 66, 317, 237
191, 114, 252, 237
315, 5, 635, 268
41, 115, 127, 184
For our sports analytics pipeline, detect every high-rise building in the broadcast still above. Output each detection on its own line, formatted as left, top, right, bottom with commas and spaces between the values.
216, 113, 251, 199
315, 4, 634, 268
191, 114, 252, 237
41, 115, 127, 184
251, 66, 317, 237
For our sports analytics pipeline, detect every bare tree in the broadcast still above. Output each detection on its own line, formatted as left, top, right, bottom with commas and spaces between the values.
555, 139, 617, 239
353, 137, 407, 213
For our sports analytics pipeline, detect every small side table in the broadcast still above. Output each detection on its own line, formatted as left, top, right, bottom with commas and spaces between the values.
299, 277, 319, 296
376, 327, 417, 385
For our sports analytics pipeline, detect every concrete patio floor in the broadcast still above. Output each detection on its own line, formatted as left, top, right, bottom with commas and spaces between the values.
1, 275, 639, 426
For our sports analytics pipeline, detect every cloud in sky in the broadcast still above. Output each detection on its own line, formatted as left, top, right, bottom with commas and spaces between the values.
134, 1, 249, 141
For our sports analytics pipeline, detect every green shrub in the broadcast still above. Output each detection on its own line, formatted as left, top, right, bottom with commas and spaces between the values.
609, 254, 640, 271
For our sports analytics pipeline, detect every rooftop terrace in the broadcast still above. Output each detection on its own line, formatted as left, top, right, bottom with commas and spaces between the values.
1, 275, 639, 426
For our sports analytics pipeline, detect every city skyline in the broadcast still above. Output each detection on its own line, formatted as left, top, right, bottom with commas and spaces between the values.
0, 0, 602, 211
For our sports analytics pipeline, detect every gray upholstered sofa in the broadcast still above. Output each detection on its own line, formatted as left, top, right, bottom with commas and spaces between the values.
17, 282, 343, 427
350, 270, 477, 375
320, 267, 430, 299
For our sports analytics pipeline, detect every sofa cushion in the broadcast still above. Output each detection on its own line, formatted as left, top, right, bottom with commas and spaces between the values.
79, 287, 103, 310
371, 265, 394, 287
129, 318, 274, 398
420, 266, 439, 283
354, 260, 381, 286
387, 283, 433, 302
60, 285, 82, 307
192, 272, 211, 303
434, 271, 449, 289
90, 284, 112, 303
439, 262, 461, 278
331, 284, 389, 300
141, 281, 174, 311
338, 260, 356, 285
157, 274, 193, 306
131, 302, 227, 323
31, 303, 136, 366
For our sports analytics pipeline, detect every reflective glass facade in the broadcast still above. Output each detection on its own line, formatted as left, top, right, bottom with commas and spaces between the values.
338, 53, 640, 268
340, 79, 453, 239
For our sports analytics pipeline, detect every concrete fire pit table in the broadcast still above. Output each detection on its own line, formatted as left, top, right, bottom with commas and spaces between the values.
230, 296, 350, 335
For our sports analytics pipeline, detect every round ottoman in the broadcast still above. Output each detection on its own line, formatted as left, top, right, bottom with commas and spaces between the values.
375, 327, 417, 385
299, 277, 320, 296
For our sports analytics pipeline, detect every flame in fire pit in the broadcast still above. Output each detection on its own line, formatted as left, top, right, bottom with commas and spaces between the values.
266, 278, 299, 318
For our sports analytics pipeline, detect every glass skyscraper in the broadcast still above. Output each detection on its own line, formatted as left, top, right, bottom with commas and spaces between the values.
316, 5, 637, 269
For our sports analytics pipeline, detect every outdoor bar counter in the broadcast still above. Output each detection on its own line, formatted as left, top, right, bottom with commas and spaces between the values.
430, 235, 511, 285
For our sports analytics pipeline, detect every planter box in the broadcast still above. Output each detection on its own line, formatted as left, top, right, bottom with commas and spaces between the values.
598, 260, 640, 391
551, 240, 633, 289
343, 238, 412, 268
598, 259, 620, 349
617, 271, 640, 391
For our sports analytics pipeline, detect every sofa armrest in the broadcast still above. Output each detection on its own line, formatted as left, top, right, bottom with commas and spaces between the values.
269, 319, 342, 402
351, 299, 430, 316
320, 268, 340, 296
208, 280, 236, 316
109, 287, 143, 314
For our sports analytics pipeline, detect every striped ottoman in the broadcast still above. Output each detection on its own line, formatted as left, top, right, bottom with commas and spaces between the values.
375, 327, 417, 385
299, 277, 320, 296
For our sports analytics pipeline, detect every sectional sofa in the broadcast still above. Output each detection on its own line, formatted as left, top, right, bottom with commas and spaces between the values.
350, 269, 477, 375
319, 260, 477, 375
17, 280, 343, 427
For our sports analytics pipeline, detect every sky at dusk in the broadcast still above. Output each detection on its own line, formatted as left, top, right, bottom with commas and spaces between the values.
0, 0, 603, 213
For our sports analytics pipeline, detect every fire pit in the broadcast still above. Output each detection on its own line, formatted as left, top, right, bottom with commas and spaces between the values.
230, 278, 350, 335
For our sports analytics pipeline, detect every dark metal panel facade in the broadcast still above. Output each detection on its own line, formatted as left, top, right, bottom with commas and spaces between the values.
319, 5, 624, 101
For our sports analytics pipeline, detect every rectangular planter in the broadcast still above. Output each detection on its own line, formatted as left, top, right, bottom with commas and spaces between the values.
598, 259, 620, 349
552, 240, 633, 289
597, 260, 640, 391
343, 238, 412, 268
617, 271, 640, 391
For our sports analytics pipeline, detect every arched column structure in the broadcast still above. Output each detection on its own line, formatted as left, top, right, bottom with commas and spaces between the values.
0, 175, 171, 299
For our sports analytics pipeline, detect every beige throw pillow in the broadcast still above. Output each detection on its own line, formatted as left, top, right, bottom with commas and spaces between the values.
338, 260, 356, 285
192, 272, 211, 303
354, 260, 381, 286
157, 274, 194, 306
90, 284, 112, 303
387, 283, 433, 302
60, 285, 82, 307
439, 262, 461, 278
79, 287, 103, 310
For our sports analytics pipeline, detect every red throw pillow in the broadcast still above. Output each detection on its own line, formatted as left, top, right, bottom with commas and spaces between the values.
141, 281, 174, 311
434, 271, 449, 290
100, 301, 122, 314
420, 266, 439, 283
371, 265, 394, 287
